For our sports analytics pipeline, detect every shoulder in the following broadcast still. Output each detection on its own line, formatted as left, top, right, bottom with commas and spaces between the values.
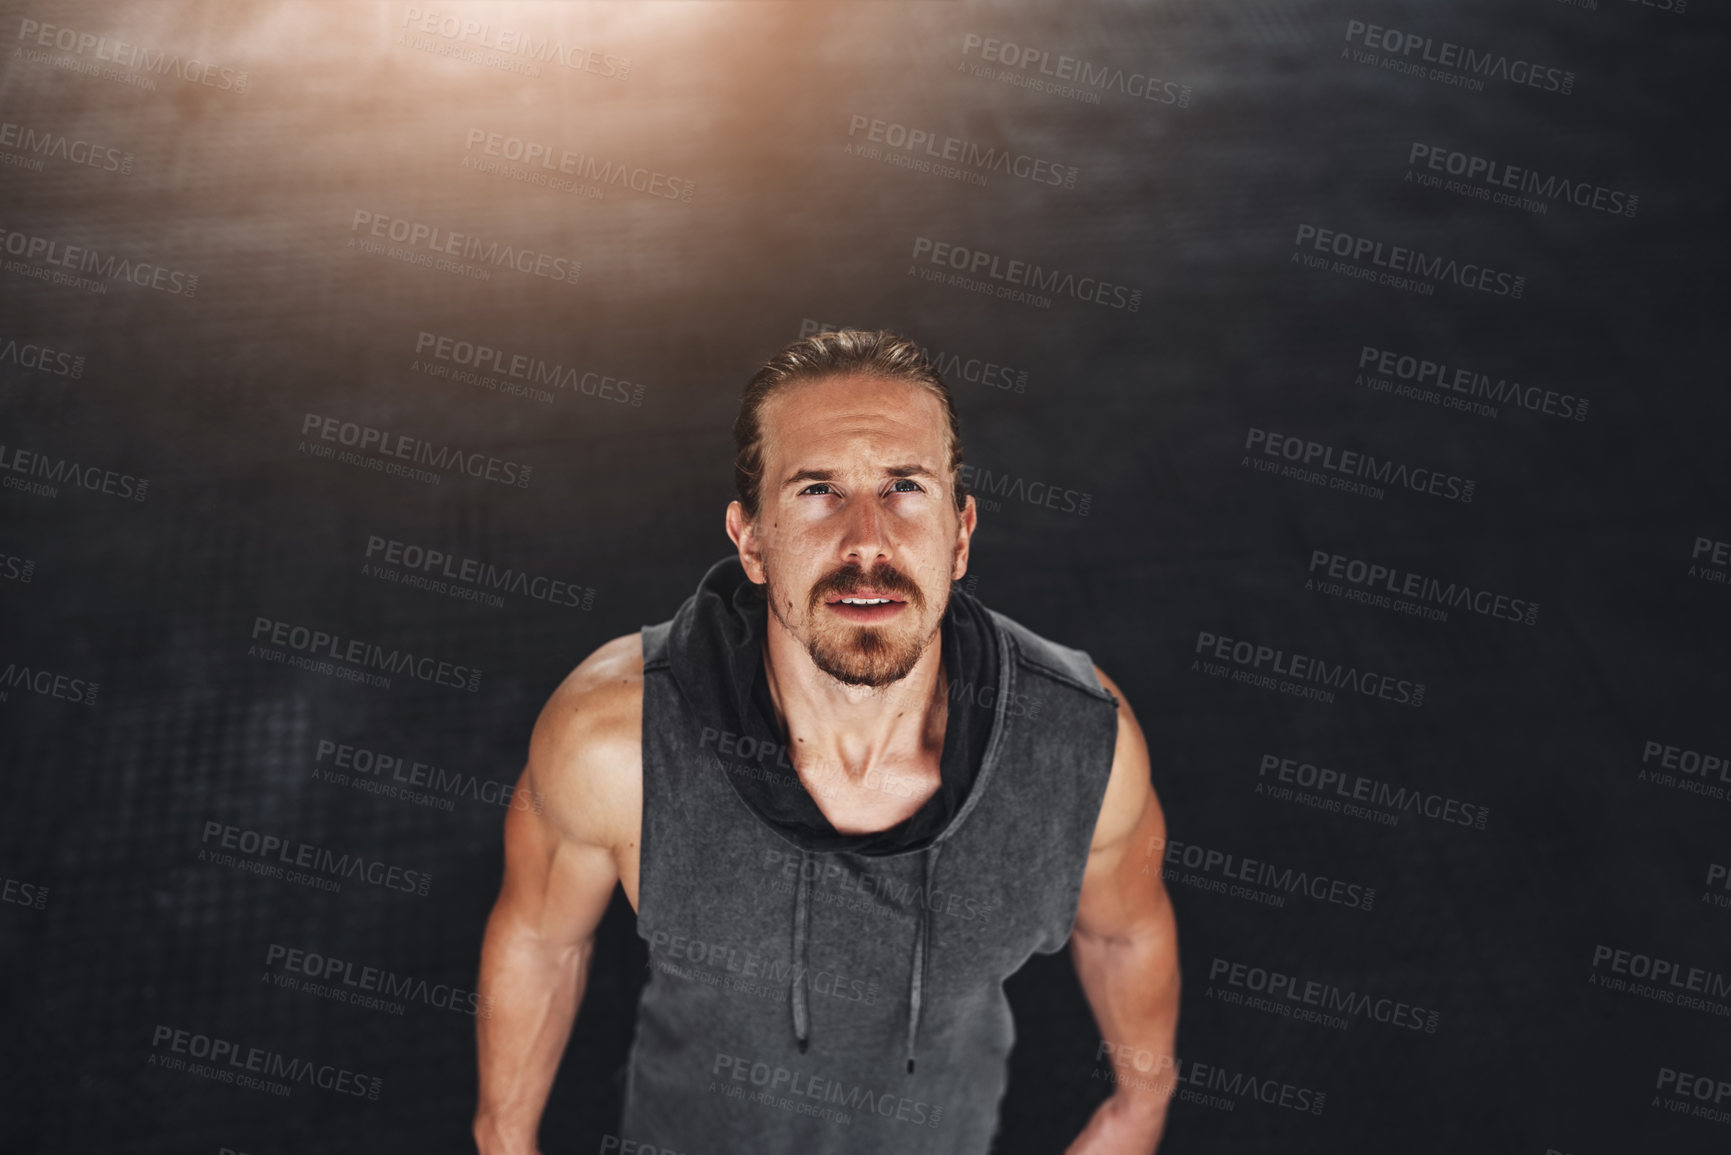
986, 607, 1118, 705
1087, 663, 1161, 852
526, 632, 644, 850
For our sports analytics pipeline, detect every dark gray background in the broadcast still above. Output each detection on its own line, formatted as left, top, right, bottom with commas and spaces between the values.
1, 0, 1726, 1152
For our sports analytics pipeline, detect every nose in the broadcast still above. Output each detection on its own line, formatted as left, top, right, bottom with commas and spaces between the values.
838, 494, 889, 567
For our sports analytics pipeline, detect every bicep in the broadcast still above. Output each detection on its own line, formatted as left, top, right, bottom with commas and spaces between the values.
493, 761, 621, 949
492, 640, 643, 946
1073, 669, 1172, 941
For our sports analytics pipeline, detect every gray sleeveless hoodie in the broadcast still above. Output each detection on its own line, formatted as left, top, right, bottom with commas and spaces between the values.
619, 558, 1120, 1154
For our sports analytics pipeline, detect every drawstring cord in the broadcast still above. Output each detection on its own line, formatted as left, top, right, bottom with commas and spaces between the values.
906, 842, 941, 1074
790, 841, 942, 1074
791, 846, 812, 1053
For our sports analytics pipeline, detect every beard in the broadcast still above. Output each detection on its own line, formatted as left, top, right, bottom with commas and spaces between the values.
764, 557, 946, 688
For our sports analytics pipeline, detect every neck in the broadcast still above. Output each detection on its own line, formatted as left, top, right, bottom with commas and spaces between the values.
761, 616, 948, 787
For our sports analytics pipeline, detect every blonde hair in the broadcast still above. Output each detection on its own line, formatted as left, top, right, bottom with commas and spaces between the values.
732, 329, 967, 519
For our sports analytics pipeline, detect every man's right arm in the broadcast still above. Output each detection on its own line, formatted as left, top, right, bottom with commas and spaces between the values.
473, 634, 644, 1155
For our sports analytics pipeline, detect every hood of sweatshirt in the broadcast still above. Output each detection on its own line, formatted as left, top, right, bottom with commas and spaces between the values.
659, 554, 1001, 1072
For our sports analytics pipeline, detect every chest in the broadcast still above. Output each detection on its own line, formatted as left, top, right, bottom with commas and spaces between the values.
794, 750, 944, 835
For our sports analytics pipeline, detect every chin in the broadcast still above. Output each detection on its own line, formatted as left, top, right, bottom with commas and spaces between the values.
807, 624, 928, 688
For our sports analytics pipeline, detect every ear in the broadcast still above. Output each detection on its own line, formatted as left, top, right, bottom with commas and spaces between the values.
726, 500, 768, 584
951, 494, 977, 582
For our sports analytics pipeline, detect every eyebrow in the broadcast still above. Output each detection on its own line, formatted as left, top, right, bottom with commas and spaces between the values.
781, 464, 940, 489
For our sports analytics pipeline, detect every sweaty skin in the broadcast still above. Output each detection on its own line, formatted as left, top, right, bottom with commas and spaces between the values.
472, 373, 1180, 1155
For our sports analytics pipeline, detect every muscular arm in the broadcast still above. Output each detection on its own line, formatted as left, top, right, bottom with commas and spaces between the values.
1065, 666, 1181, 1155
473, 635, 643, 1155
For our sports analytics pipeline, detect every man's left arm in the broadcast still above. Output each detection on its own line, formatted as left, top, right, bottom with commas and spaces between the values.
1064, 665, 1180, 1155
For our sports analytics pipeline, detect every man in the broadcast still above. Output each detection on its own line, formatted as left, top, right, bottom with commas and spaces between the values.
473, 330, 1180, 1154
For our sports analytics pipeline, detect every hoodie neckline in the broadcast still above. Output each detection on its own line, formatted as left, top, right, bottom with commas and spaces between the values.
675, 554, 1009, 860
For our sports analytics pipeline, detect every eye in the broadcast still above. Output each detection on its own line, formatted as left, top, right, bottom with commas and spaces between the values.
888, 479, 924, 493
799, 482, 836, 496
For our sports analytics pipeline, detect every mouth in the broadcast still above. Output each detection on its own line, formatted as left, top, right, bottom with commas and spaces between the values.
823, 592, 909, 623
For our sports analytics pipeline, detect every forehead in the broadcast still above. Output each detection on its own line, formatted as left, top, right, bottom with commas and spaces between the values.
758, 372, 949, 467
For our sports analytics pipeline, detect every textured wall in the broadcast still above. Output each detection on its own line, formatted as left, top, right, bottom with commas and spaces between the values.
0, 1, 1725, 1152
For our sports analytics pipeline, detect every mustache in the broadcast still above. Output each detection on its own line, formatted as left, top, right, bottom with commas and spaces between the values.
808, 562, 925, 609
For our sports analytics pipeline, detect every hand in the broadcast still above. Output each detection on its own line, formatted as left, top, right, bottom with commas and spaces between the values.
1063, 1092, 1168, 1155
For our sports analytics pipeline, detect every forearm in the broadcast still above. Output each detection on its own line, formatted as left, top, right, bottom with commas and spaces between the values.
1071, 911, 1181, 1122
474, 909, 592, 1154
